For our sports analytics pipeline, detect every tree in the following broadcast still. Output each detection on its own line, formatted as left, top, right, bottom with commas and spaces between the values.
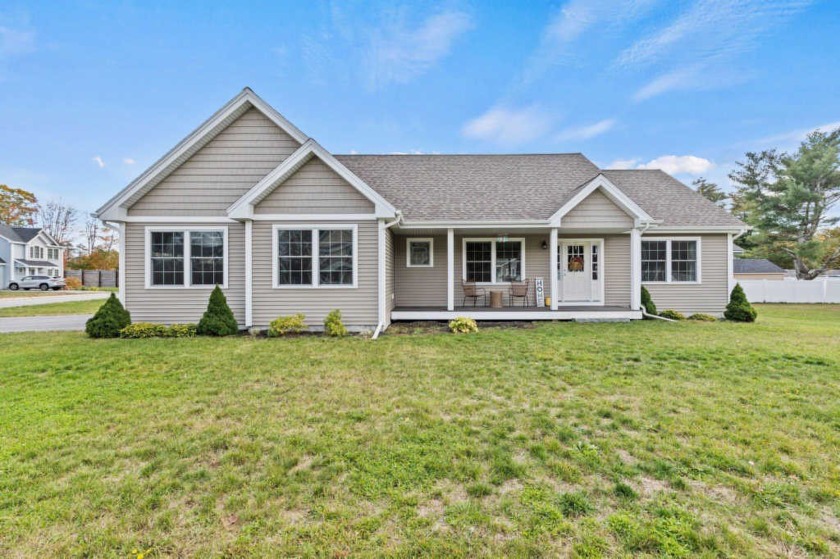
85, 293, 131, 338
0, 184, 38, 225
692, 178, 728, 207
37, 199, 78, 246
197, 286, 239, 336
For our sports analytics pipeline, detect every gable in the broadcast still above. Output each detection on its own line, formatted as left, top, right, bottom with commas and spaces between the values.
254, 156, 374, 215
128, 108, 302, 216
562, 189, 634, 228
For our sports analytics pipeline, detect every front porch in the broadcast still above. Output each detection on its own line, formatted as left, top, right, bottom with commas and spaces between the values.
391, 305, 642, 322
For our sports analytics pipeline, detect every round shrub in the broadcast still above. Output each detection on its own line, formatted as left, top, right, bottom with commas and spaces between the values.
449, 316, 478, 334
324, 309, 347, 337
659, 309, 686, 321
85, 293, 131, 338
120, 322, 167, 338
165, 323, 197, 338
64, 276, 82, 290
724, 283, 757, 322
197, 286, 239, 336
641, 286, 657, 316
688, 313, 717, 322
268, 314, 308, 337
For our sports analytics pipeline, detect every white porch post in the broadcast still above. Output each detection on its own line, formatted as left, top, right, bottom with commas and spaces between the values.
245, 219, 253, 327
118, 222, 126, 304
377, 219, 386, 326
549, 228, 558, 310
726, 233, 734, 296
447, 228, 455, 311
630, 228, 641, 310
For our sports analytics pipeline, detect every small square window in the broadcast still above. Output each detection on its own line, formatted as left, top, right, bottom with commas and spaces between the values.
407, 239, 433, 267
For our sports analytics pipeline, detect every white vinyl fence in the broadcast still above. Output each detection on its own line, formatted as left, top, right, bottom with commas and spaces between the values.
740, 278, 840, 303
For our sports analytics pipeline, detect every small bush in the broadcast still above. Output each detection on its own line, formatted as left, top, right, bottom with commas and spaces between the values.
64, 276, 82, 289
688, 313, 717, 322
86, 293, 131, 338
324, 309, 347, 337
120, 322, 168, 338
449, 316, 478, 334
659, 309, 686, 321
166, 323, 197, 338
197, 286, 239, 336
724, 283, 757, 322
268, 314, 308, 337
641, 286, 657, 316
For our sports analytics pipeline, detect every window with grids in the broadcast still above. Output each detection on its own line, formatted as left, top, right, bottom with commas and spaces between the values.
641, 241, 667, 282
465, 241, 493, 282
150, 232, 185, 286
30, 246, 44, 259
47, 248, 59, 260
641, 239, 699, 283
670, 240, 697, 282
495, 241, 522, 282
407, 239, 433, 267
319, 229, 353, 285
190, 231, 224, 286
277, 230, 313, 285
592, 244, 599, 280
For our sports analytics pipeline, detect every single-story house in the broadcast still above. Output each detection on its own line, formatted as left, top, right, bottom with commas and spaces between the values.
0, 224, 65, 289
733, 258, 787, 281
95, 88, 747, 333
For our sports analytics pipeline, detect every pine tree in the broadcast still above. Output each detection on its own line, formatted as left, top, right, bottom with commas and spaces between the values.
86, 293, 131, 338
724, 284, 757, 323
641, 286, 657, 316
197, 286, 239, 336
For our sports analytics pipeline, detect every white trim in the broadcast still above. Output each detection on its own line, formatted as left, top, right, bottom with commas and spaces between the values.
727, 233, 734, 296
377, 219, 386, 327
271, 224, 358, 289
122, 216, 238, 223
653, 226, 747, 234
447, 229, 454, 311
630, 229, 641, 310
556, 238, 605, 306
549, 228, 558, 310
400, 220, 551, 229
245, 220, 253, 327
549, 174, 653, 226
391, 309, 643, 321
251, 213, 377, 221
640, 237, 702, 284
461, 237, 526, 284
143, 226, 229, 289
118, 222, 126, 303
406, 237, 434, 268
227, 140, 397, 219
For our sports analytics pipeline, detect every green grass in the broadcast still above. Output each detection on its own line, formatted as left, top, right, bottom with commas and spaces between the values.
1, 304, 838, 557
0, 290, 69, 298
0, 298, 105, 317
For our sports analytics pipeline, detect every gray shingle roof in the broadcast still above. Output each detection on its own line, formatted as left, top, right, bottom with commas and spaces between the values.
0, 257, 5, 264
335, 154, 743, 227
0, 224, 42, 243
734, 259, 786, 274
15, 259, 57, 267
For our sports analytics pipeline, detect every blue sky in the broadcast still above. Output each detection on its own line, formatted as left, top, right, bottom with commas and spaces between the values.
1, 0, 838, 217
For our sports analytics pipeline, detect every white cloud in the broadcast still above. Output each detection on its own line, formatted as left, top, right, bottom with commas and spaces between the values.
92, 156, 106, 168
365, 10, 473, 89
755, 120, 840, 149
555, 118, 616, 141
633, 66, 702, 101
122, 157, 136, 165
637, 155, 714, 175
0, 26, 35, 56
462, 105, 553, 145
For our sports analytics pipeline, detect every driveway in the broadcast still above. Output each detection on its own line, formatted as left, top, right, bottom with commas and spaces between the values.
0, 314, 91, 333
0, 291, 110, 309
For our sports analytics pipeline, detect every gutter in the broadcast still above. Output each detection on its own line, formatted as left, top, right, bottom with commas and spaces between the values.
642, 311, 676, 322
372, 211, 403, 340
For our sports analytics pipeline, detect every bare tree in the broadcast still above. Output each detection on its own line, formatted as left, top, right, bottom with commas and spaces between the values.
38, 199, 78, 246
81, 217, 118, 253
83, 217, 100, 254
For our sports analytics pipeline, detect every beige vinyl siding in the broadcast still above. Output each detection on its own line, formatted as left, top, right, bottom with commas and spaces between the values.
254, 158, 374, 214
251, 220, 378, 330
643, 234, 729, 315
601, 235, 631, 307
129, 108, 301, 216
385, 228, 395, 315
394, 235, 448, 307
563, 190, 634, 228
123, 222, 246, 325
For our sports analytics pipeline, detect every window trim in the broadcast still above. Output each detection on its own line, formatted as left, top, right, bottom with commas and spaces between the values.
641, 237, 702, 284
47, 247, 60, 260
461, 237, 526, 284
144, 226, 229, 289
30, 245, 44, 259
406, 237, 434, 268
272, 224, 358, 289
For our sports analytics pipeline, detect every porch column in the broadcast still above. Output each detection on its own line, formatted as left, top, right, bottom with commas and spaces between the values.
118, 222, 126, 304
549, 228, 558, 310
447, 228, 454, 311
630, 227, 641, 311
245, 219, 253, 327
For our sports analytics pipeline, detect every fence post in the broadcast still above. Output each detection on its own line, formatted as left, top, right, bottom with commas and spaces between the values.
823, 277, 829, 303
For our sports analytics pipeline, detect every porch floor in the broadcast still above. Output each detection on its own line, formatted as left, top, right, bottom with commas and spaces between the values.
391, 305, 642, 322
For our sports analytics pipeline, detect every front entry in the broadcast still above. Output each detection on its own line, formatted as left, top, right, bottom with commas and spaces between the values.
558, 240, 603, 304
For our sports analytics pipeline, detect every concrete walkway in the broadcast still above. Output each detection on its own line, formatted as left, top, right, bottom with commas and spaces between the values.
0, 291, 110, 309
0, 314, 91, 333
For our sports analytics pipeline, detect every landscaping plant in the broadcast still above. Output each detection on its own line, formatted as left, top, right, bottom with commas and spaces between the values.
268, 314, 308, 337
324, 309, 347, 337
688, 313, 717, 322
641, 286, 657, 316
659, 309, 686, 321
724, 283, 758, 322
85, 293, 131, 338
449, 316, 479, 333
196, 286, 239, 336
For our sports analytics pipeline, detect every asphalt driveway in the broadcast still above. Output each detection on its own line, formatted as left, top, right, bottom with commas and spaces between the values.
0, 315, 91, 333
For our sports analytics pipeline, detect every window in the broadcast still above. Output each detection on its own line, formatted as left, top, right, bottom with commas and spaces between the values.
591, 244, 599, 280
146, 228, 227, 288
274, 225, 356, 288
407, 238, 433, 267
30, 246, 44, 259
47, 248, 60, 260
463, 238, 525, 283
641, 238, 700, 283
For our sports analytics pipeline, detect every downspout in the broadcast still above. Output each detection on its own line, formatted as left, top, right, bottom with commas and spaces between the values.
372, 211, 403, 340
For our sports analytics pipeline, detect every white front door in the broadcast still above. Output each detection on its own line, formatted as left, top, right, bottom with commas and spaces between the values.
558, 240, 603, 304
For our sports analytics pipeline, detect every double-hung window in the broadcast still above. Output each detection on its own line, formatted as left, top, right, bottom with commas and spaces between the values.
275, 225, 356, 288
30, 246, 44, 259
147, 227, 227, 288
463, 238, 525, 283
641, 238, 700, 283
47, 247, 60, 260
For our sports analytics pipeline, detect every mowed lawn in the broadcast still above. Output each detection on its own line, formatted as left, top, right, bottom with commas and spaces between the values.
0, 298, 105, 317
1, 305, 838, 557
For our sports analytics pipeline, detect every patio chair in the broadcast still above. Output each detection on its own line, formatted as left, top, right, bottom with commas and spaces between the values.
508, 279, 530, 307
462, 281, 487, 307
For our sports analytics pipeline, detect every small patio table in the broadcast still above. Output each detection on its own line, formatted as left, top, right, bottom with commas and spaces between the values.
489, 289, 505, 309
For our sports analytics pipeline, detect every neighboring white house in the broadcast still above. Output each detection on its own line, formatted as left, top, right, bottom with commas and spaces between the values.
0, 224, 65, 289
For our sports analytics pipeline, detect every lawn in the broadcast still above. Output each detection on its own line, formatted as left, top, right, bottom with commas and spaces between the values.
1, 305, 838, 557
0, 298, 105, 317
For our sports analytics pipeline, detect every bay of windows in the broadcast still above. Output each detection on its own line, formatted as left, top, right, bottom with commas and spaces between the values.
641, 238, 699, 283
276, 226, 355, 287
463, 239, 524, 283
148, 228, 226, 287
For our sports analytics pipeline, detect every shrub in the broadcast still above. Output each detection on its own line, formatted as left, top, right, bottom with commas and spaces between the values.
659, 309, 686, 321
85, 293, 131, 338
688, 313, 717, 322
64, 276, 82, 289
449, 316, 478, 334
166, 323, 197, 338
324, 309, 347, 337
120, 322, 167, 338
724, 283, 757, 322
641, 286, 657, 316
197, 286, 239, 336
268, 314, 308, 337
